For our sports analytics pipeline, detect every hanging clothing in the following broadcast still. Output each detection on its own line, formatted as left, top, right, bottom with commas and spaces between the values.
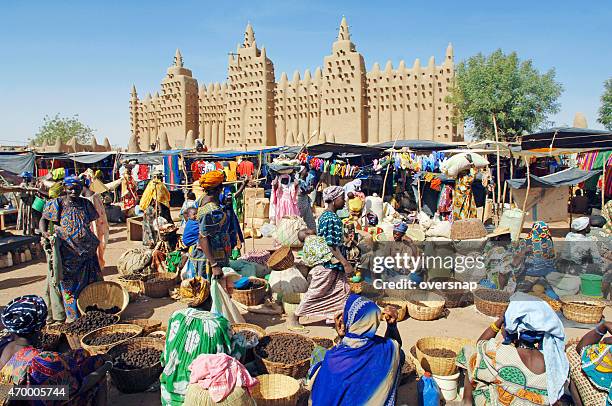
237, 160, 254, 178
452, 170, 477, 221
270, 175, 299, 225
164, 154, 181, 191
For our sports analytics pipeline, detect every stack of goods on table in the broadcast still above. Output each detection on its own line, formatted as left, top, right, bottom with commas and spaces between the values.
243, 187, 269, 238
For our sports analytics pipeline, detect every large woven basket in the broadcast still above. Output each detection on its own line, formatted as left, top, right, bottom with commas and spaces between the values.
566, 342, 607, 405
107, 337, 165, 393
116, 277, 146, 299
143, 272, 179, 298
254, 332, 315, 379
80, 323, 143, 355
473, 289, 510, 317
430, 277, 473, 308
251, 374, 301, 406
124, 319, 163, 336
415, 337, 474, 376
561, 295, 606, 324
232, 323, 266, 339
406, 292, 445, 321
450, 219, 487, 240
61, 314, 120, 350
376, 297, 409, 322
529, 292, 562, 312
77, 281, 129, 317
267, 246, 295, 271
232, 277, 267, 306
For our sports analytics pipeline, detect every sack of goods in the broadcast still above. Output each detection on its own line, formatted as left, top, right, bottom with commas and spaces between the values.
274, 216, 307, 248
440, 152, 488, 178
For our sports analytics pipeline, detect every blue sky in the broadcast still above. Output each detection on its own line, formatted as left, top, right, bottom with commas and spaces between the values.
0, 0, 610, 146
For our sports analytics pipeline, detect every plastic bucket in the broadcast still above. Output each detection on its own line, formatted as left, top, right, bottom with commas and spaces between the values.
580, 274, 603, 297
432, 372, 460, 401
32, 196, 46, 212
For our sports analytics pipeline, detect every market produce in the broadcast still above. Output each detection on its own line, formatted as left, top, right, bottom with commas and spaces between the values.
31, 331, 59, 350
59, 311, 117, 335
422, 348, 456, 358
85, 305, 121, 314
255, 334, 314, 363
120, 273, 148, 281
477, 289, 510, 303
84, 332, 136, 346
237, 330, 259, 342
313, 337, 334, 349
114, 347, 162, 370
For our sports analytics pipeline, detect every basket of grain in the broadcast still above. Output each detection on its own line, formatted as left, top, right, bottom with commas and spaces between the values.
473, 288, 510, 317
232, 323, 267, 340
267, 246, 295, 271
32, 330, 62, 351
80, 324, 143, 355
254, 332, 315, 379
251, 374, 301, 406
406, 292, 446, 321
450, 219, 487, 240
54, 312, 120, 350
143, 272, 180, 298
415, 336, 474, 376
77, 281, 129, 317
430, 277, 473, 308
117, 273, 148, 299
124, 319, 163, 336
107, 337, 165, 393
561, 295, 606, 324
232, 277, 267, 306
376, 297, 409, 322
312, 337, 335, 349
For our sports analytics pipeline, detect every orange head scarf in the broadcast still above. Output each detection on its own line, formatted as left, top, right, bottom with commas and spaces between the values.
199, 170, 224, 190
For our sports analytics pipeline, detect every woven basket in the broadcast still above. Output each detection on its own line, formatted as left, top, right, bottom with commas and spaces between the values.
529, 292, 562, 312
251, 374, 301, 406
77, 281, 129, 316
267, 246, 295, 271
415, 336, 475, 376
143, 272, 179, 298
148, 330, 166, 340
232, 277, 267, 306
34, 330, 62, 351
81, 324, 143, 355
473, 289, 510, 317
376, 297, 409, 322
117, 277, 146, 299
430, 277, 473, 308
561, 295, 606, 324
450, 219, 487, 240
254, 332, 315, 379
124, 319, 163, 336
406, 292, 445, 321
312, 337, 335, 349
107, 337, 165, 393
62, 314, 120, 350
232, 323, 267, 339
566, 343, 607, 406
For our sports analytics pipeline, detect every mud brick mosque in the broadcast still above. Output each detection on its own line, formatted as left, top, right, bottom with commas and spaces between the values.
128, 17, 463, 151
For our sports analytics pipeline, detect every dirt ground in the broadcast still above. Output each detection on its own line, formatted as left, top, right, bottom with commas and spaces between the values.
0, 220, 605, 405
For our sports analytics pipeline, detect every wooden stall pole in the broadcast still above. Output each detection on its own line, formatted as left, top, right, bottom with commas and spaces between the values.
519, 155, 531, 236
250, 150, 264, 251
492, 114, 502, 225
603, 167, 607, 211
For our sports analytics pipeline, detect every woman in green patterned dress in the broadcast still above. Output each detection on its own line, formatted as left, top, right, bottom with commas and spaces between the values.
160, 279, 246, 406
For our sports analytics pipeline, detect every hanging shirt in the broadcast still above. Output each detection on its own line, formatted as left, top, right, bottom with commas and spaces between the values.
191, 160, 208, 180
237, 160, 254, 178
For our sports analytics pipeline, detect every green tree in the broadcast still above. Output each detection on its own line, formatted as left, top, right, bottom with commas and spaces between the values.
30, 114, 95, 146
598, 78, 612, 130
447, 50, 563, 140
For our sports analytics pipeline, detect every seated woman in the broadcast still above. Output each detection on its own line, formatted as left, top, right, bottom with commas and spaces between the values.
183, 353, 258, 406
573, 320, 612, 405
457, 293, 568, 405
0, 295, 111, 405
514, 221, 557, 277
287, 235, 351, 329
308, 294, 403, 406
160, 279, 246, 405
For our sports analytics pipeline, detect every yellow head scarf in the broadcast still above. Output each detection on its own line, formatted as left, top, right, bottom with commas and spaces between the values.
199, 170, 224, 190
140, 179, 170, 210
48, 182, 64, 199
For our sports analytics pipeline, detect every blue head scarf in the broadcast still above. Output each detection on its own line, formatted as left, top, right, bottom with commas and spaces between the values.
309, 295, 401, 406
20, 171, 33, 180
1, 295, 47, 335
63, 175, 82, 188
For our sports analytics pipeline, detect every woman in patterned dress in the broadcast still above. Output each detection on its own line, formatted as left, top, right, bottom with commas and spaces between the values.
452, 168, 478, 221
0, 295, 110, 405
160, 279, 247, 406
574, 320, 612, 405
40, 176, 102, 321
457, 294, 568, 405
317, 186, 354, 274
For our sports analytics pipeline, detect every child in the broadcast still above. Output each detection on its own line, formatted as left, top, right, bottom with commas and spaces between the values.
180, 192, 197, 226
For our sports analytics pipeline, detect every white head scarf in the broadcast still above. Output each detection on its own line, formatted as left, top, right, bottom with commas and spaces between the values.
571, 216, 589, 232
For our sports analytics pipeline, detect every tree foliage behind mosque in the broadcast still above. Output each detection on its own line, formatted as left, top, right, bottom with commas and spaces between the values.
30, 114, 95, 146
447, 49, 563, 140
598, 78, 612, 131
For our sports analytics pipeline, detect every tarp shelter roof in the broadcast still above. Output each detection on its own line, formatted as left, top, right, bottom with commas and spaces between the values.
375, 140, 462, 151
0, 152, 35, 175
303, 142, 384, 157
520, 127, 612, 154
67, 152, 115, 164
506, 167, 601, 189
184, 147, 282, 159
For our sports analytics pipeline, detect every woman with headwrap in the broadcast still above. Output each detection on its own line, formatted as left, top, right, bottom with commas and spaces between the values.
287, 236, 351, 330
317, 186, 354, 274
120, 160, 138, 214
457, 293, 568, 405
80, 175, 109, 269
141, 171, 172, 247
297, 165, 317, 230
0, 295, 111, 404
196, 170, 231, 281
160, 279, 247, 406
271, 173, 299, 225
514, 221, 557, 277
561, 217, 603, 271
452, 167, 478, 221
308, 294, 403, 405
40, 176, 102, 321
16, 171, 37, 235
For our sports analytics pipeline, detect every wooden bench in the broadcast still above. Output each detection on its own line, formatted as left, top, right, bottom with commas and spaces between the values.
127, 216, 144, 242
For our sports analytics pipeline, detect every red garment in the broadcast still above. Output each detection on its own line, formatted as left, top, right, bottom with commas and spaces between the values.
191, 161, 208, 180
237, 160, 254, 178
137, 164, 149, 181
215, 162, 223, 170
